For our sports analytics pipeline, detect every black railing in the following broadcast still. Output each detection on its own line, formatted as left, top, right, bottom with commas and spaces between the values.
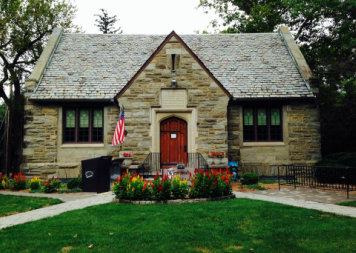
277, 165, 356, 198
140, 152, 209, 178
188, 153, 209, 171
140, 153, 161, 178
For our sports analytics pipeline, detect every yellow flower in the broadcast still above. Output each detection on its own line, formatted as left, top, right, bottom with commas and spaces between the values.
132, 177, 138, 182
112, 182, 115, 189
128, 183, 131, 189
132, 187, 135, 192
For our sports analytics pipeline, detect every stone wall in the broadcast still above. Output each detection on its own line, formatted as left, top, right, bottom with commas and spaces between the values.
117, 37, 230, 164
227, 101, 321, 176
21, 37, 230, 179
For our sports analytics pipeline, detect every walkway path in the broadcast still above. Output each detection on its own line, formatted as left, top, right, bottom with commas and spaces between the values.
234, 190, 356, 218
0, 192, 113, 230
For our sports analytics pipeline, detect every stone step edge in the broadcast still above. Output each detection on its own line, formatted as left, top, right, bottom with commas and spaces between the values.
112, 194, 236, 205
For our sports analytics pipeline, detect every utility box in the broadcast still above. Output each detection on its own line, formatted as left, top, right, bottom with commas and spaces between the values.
82, 156, 113, 193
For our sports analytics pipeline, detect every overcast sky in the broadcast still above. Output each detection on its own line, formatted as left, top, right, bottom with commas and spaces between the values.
73, 0, 219, 34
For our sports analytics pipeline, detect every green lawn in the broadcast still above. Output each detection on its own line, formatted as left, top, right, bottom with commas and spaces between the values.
1, 199, 356, 253
0, 194, 63, 217
338, 200, 356, 207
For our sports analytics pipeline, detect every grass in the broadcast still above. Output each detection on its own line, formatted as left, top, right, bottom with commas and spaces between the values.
1, 199, 356, 253
242, 184, 267, 190
259, 180, 279, 184
338, 200, 356, 207
0, 195, 63, 217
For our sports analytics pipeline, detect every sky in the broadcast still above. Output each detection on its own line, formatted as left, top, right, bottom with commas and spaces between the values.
73, 0, 219, 35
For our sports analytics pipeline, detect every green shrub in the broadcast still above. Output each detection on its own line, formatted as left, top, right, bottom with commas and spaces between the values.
171, 175, 189, 199
316, 152, 356, 167
244, 184, 266, 190
67, 178, 82, 189
29, 177, 42, 190
241, 173, 259, 185
42, 181, 56, 193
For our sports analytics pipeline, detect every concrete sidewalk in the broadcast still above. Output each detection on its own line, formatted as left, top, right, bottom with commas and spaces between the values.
234, 190, 356, 218
0, 192, 113, 230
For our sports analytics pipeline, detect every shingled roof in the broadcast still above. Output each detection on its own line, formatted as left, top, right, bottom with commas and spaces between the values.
30, 31, 314, 100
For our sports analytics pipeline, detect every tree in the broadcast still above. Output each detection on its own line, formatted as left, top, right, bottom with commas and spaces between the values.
0, 0, 81, 174
199, 0, 356, 155
94, 9, 122, 34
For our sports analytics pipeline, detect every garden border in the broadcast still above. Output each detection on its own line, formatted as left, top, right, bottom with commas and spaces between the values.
112, 194, 236, 204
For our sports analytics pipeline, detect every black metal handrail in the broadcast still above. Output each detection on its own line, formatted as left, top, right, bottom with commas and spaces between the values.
187, 153, 209, 171
140, 152, 209, 178
140, 153, 161, 178
277, 165, 356, 198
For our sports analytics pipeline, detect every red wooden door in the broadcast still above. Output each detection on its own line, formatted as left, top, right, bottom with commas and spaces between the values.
160, 117, 187, 165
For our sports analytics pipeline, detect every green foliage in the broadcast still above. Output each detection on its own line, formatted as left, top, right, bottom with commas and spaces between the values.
241, 173, 259, 185
57, 188, 81, 194
316, 152, 356, 167
0, 195, 62, 217
0, 0, 81, 173
189, 169, 232, 198
171, 175, 189, 199
113, 173, 152, 200
338, 201, 356, 207
94, 8, 122, 34
30, 181, 41, 190
67, 178, 82, 189
199, 0, 356, 155
243, 184, 267, 190
152, 174, 172, 201
42, 178, 61, 193
259, 180, 279, 184
2, 199, 356, 252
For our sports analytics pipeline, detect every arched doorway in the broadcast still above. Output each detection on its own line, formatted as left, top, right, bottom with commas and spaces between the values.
160, 117, 187, 165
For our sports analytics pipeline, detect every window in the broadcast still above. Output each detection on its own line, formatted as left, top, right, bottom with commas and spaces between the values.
63, 108, 103, 143
243, 107, 282, 142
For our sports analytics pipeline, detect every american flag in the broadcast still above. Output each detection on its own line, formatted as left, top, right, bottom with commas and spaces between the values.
112, 107, 125, 146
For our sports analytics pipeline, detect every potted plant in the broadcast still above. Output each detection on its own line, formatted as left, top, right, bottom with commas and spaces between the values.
121, 152, 133, 168
212, 152, 224, 165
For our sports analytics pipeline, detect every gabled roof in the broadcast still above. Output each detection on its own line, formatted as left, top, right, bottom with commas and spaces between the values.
30, 31, 314, 101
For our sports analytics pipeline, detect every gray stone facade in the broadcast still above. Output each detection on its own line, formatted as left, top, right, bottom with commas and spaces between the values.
21, 27, 321, 179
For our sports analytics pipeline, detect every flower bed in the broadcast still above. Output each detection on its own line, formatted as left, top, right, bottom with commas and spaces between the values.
112, 168, 233, 202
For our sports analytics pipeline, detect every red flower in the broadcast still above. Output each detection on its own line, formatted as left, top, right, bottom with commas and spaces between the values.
225, 180, 229, 184
222, 152, 225, 156
192, 180, 195, 185
209, 174, 211, 179
222, 175, 225, 180
213, 182, 216, 186
205, 172, 209, 177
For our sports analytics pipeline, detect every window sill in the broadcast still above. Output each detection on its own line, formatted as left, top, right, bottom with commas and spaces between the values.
243, 142, 285, 147
61, 144, 105, 148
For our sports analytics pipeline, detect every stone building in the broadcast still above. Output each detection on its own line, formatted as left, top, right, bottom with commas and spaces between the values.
22, 27, 321, 179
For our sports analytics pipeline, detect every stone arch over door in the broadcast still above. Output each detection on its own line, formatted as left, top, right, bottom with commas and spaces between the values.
160, 117, 188, 165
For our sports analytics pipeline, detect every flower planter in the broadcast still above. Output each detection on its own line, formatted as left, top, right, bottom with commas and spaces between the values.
213, 157, 222, 165
206, 158, 213, 165
121, 158, 133, 169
